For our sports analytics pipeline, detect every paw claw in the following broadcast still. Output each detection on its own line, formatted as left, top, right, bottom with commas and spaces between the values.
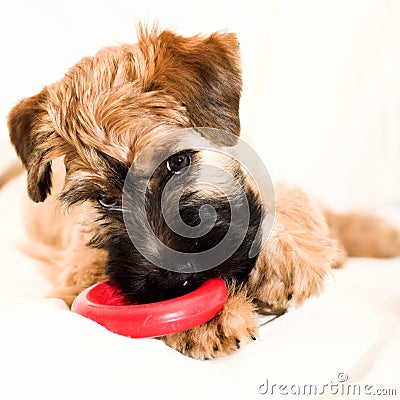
163, 293, 259, 359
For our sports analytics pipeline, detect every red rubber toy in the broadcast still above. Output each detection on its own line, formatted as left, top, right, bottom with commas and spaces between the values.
71, 278, 228, 338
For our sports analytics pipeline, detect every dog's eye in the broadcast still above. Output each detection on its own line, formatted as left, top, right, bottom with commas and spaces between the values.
97, 194, 119, 209
166, 152, 191, 174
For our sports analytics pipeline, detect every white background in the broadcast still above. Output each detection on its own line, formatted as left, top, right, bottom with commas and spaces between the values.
1, 0, 399, 211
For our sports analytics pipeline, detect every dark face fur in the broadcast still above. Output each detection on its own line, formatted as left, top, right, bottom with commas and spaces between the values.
8, 27, 263, 304
87, 147, 262, 303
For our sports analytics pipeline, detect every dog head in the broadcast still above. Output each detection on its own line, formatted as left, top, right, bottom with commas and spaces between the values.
8, 27, 262, 303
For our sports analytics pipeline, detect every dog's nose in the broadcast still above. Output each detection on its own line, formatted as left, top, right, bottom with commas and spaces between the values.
156, 270, 195, 292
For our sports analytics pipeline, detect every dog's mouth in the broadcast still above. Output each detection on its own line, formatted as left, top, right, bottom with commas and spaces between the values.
150, 272, 206, 303
110, 263, 215, 305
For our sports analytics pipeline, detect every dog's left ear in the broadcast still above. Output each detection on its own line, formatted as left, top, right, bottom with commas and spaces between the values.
141, 29, 242, 136
8, 90, 55, 202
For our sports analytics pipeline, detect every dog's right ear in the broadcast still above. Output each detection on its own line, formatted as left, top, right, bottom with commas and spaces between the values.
8, 90, 53, 203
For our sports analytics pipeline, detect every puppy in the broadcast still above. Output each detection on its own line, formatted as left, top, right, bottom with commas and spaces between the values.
7, 26, 400, 359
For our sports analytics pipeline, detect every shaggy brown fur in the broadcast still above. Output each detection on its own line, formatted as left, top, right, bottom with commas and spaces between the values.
7, 26, 400, 360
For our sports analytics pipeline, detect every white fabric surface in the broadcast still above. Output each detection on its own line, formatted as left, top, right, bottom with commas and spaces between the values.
0, 163, 399, 400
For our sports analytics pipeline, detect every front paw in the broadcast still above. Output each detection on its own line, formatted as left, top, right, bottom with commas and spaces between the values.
162, 292, 258, 360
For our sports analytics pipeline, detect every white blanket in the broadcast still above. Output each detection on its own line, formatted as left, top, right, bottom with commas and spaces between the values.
0, 163, 399, 400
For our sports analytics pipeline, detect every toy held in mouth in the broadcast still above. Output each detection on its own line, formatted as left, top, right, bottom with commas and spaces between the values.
71, 278, 228, 338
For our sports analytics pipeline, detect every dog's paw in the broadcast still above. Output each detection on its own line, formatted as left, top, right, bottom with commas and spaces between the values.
162, 291, 258, 360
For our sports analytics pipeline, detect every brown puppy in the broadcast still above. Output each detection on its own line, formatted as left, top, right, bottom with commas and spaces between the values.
8, 26, 400, 359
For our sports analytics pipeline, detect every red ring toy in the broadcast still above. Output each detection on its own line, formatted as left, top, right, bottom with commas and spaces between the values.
71, 278, 228, 338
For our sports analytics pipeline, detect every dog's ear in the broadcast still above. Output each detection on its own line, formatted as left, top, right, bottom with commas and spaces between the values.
8, 90, 53, 202
140, 29, 242, 136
